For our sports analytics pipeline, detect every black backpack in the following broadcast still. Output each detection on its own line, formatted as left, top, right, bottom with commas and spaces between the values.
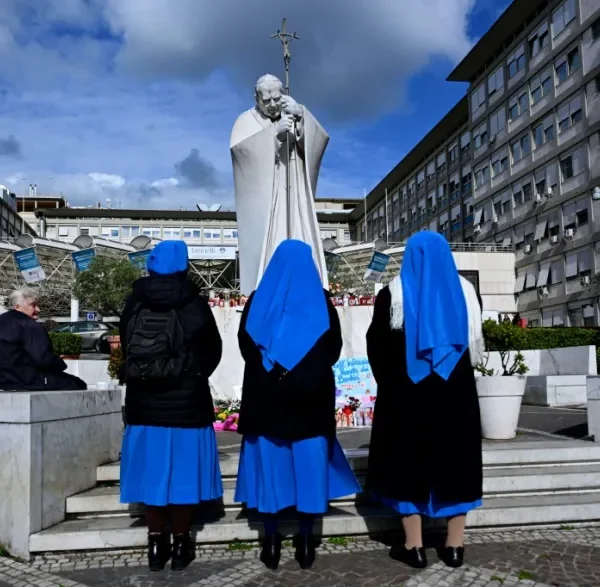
124, 303, 187, 383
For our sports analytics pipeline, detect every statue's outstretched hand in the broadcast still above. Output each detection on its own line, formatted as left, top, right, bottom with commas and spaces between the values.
281, 96, 303, 119
276, 114, 294, 141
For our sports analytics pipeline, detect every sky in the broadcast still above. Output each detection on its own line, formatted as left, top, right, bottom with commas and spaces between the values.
0, 0, 511, 211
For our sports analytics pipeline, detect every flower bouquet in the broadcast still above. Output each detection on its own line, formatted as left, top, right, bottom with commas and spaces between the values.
213, 398, 241, 432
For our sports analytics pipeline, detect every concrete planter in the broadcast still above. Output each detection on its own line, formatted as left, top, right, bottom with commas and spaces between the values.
476, 376, 526, 440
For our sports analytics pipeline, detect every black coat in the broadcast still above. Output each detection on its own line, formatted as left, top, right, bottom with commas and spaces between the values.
0, 310, 86, 391
237, 290, 342, 441
365, 286, 483, 505
120, 274, 222, 429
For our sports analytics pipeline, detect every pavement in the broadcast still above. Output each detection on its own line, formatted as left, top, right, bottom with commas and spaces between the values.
4, 526, 600, 586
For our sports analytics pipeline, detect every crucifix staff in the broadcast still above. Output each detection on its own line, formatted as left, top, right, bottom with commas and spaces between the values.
271, 18, 299, 239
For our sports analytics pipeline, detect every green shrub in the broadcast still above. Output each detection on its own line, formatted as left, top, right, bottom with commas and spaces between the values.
107, 346, 124, 381
49, 332, 82, 356
479, 320, 528, 376
42, 319, 58, 332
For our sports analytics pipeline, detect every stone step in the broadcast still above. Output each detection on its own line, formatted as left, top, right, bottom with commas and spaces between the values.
31, 492, 600, 553
68, 463, 600, 516
96, 441, 600, 483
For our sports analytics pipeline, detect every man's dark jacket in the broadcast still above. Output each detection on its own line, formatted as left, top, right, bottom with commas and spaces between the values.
0, 310, 87, 391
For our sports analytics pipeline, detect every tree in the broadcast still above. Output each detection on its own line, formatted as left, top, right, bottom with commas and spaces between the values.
72, 257, 141, 317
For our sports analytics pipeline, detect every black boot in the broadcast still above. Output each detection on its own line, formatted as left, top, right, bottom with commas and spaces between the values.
171, 532, 195, 571
147, 532, 171, 572
294, 533, 316, 569
389, 545, 428, 569
260, 533, 282, 570
439, 546, 464, 568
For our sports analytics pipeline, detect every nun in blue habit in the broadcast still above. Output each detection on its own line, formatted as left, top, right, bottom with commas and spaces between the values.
119, 241, 223, 572
365, 231, 484, 570
235, 239, 361, 570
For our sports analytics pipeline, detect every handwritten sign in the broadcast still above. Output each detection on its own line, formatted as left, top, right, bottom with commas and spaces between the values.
333, 356, 377, 407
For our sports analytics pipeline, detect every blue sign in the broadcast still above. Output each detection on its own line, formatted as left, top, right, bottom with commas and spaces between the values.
333, 357, 377, 405
363, 251, 390, 282
128, 249, 152, 271
86, 312, 96, 321
13, 248, 46, 283
72, 248, 96, 272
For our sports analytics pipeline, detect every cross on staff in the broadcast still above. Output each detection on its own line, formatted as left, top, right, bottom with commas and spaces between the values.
271, 18, 299, 96
271, 18, 299, 239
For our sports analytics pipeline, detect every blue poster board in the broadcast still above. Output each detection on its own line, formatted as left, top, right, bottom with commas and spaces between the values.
128, 249, 152, 271
333, 357, 377, 407
364, 251, 390, 282
13, 248, 46, 283
71, 248, 96, 272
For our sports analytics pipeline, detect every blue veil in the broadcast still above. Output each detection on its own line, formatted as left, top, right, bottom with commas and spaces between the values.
147, 241, 189, 275
245, 239, 329, 372
400, 231, 468, 383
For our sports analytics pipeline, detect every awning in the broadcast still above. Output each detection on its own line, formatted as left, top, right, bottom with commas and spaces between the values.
534, 220, 547, 241
536, 264, 550, 287
514, 272, 526, 293
474, 209, 483, 225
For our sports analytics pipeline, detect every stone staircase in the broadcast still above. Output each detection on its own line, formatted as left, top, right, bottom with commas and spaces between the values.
29, 440, 600, 554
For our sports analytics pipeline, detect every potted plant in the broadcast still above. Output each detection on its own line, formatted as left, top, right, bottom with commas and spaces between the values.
49, 332, 83, 360
107, 346, 124, 382
106, 329, 121, 351
476, 320, 529, 440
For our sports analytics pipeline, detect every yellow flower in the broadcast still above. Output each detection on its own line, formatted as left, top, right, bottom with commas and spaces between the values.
217, 412, 227, 421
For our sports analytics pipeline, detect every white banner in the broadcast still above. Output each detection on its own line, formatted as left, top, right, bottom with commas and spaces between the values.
187, 245, 237, 260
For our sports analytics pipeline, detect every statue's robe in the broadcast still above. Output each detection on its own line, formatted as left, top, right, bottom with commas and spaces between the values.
230, 106, 329, 295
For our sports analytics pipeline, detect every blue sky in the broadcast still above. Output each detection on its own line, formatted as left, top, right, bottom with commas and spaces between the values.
0, 0, 510, 210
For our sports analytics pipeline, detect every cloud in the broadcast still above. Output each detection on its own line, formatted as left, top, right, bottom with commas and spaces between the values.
174, 148, 220, 189
0, 135, 22, 159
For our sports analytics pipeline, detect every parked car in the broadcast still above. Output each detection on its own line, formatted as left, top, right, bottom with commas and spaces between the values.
51, 321, 114, 352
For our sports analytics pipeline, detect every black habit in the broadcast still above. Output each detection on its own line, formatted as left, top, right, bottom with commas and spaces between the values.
365, 285, 483, 505
236, 289, 342, 442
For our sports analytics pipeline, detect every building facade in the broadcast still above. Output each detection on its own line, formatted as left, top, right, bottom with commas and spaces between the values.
0, 186, 35, 239
349, 0, 600, 327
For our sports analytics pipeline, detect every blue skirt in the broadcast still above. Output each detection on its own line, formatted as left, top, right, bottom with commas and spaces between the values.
120, 425, 223, 506
235, 435, 362, 514
377, 493, 482, 518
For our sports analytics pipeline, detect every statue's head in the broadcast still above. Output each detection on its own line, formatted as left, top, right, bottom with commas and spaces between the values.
255, 74, 283, 119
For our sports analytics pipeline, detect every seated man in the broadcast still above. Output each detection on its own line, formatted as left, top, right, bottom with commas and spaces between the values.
0, 288, 86, 391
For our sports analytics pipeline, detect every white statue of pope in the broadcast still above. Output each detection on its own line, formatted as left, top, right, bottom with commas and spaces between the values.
230, 74, 329, 295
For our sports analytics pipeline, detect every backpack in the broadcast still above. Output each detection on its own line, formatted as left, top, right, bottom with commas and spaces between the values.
124, 303, 187, 383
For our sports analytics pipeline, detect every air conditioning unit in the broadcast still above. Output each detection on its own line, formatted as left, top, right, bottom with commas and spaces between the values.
473, 224, 482, 234
581, 275, 591, 286
564, 228, 575, 240
489, 135, 496, 145
546, 186, 554, 198
550, 235, 559, 244
524, 244, 532, 253
492, 215, 499, 226
538, 286, 549, 297
534, 194, 543, 205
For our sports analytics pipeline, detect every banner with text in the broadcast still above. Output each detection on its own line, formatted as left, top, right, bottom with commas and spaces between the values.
13, 248, 46, 284
128, 249, 152, 271
71, 248, 97, 272
363, 251, 390, 283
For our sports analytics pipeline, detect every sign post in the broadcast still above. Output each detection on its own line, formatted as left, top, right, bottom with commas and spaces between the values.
71, 248, 96, 272
363, 251, 390, 283
128, 249, 152, 271
12, 248, 46, 283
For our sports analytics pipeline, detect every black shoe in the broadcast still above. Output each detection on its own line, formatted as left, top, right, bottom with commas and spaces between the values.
171, 532, 195, 571
389, 545, 427, 569
294, 533, 316, 569
260, 533, 282, 570
147, 532, 171, 572
440, 546, 464, 568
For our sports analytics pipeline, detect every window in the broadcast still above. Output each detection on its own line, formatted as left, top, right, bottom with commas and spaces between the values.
438, 183, 447, 202
203, 228, 221, 240
427, 190, 436, 211
491, 148, 509, 176
548, 213, 560, 237
474, 163, 490, 187
121, 226, 140, 238
513, 180, 533, 207
471, 83, 486, 112
460, 131, 471, 154
449, 174, 460, 201
576, 198, 589, 226
533, 115, 555, 149
222, 229, 237, 240
436, 151, 446, 171
507, 44, 525, 78
426, 161, 435, 179
530, 69, 553, 103
493, 191, 511, 216
555, 46, 581, 84
566, 249, 593, 279
535, 163, 558, 195
79, 228, 90, 236
563, 202, 577, 230
487, 67, 504, 95
408, 179, 415, 196
569, 305, 595, 327
473, 123, 488, 149
552, 0, 576, 37
514, 223, 535, 250
417, 170, 425, 189
461, 167, 472, 194
593, 17, 600, 41
542, 308, 565, 327
511, 133, 531, 163
489, 107, 506, 136
529, 21, 550, 57
448, 142, 459, 163
560, 147, 586, 181
58, 226, 69, 237
508, 90, 529, 120
557, 93, 583, 133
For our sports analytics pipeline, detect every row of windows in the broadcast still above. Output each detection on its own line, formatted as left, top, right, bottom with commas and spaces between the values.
526, 302, 596, 327
472, 0, 598, 115
46, 224, 239, 241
